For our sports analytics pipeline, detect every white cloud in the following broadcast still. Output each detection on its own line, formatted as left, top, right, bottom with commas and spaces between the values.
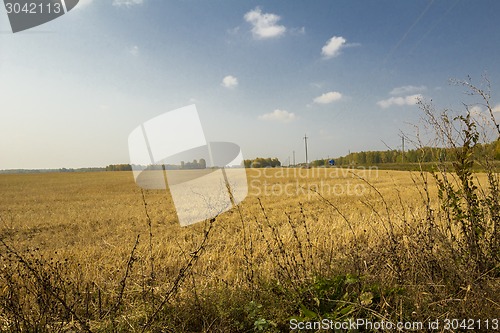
129, 45, 139, 56
258, 109, 296, 123
470, 105, 483, 116
290, 26, 306, 35
390, 85, 427, 96
377, 94, 422, 108
321, 36, 346, 59
221, 75, 238, 89
113, 0, 144, 7
227, 26, 240, 35
493, 104, 500, 113
244, 7, 286, 39
313, 91, 342, 104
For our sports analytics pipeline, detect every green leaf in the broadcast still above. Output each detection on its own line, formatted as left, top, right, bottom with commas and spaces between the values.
338, 304, 354, 316
345, 274, 359, 284
300, 304, 318, 319
254, 318, 268, 331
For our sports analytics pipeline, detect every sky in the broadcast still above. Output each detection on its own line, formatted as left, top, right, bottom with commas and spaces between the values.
1, 0, 500, 169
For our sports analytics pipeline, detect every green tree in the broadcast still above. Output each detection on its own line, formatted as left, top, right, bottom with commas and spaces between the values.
199, 158, 207, 169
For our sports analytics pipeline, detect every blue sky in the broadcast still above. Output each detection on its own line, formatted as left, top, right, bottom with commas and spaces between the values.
1, 0, 500, 169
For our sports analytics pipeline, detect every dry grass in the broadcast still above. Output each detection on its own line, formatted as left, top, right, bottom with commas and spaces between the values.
0, 168, 499, 332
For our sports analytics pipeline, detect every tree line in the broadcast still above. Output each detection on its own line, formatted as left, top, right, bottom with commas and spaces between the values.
105, 159, 208, 171
243, 157, 281, 168
180, 159, 207, 169
313, 141, 500, 166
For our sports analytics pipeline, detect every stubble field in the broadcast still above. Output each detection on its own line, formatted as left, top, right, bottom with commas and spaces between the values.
0, 168, 498, 332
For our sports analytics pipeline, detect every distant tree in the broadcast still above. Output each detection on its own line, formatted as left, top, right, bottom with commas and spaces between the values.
495, 141, 500, 160
106, 164, 132, 171
180, 158, 207, 169
199, 158, 207, 169
271, 158, 281, 167
242, 157, 282, 168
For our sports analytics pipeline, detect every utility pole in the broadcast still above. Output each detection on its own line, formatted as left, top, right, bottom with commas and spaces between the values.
401, 135, 405, 163
293, 150, 295, 167
304, 134, 309, 168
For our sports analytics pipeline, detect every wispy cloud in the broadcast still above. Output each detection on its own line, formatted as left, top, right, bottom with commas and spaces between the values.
377, 94, 422, 108
390, 85, 427, 96
290, 26, 306, 36
129, 45, 139, 56
227, 26, 240, 35
309, 82, 324, 89
469, 105, 483, 116
244, 7, 286, 39
113, 0, 144, 7
469, 105, 498, 127
258, 109, 296, 123
221, 75, 238, 89
313, 91, 342, 104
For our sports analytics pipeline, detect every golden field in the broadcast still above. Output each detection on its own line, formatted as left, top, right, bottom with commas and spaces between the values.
0, 168, 419, 284
0, 168, 499, 332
